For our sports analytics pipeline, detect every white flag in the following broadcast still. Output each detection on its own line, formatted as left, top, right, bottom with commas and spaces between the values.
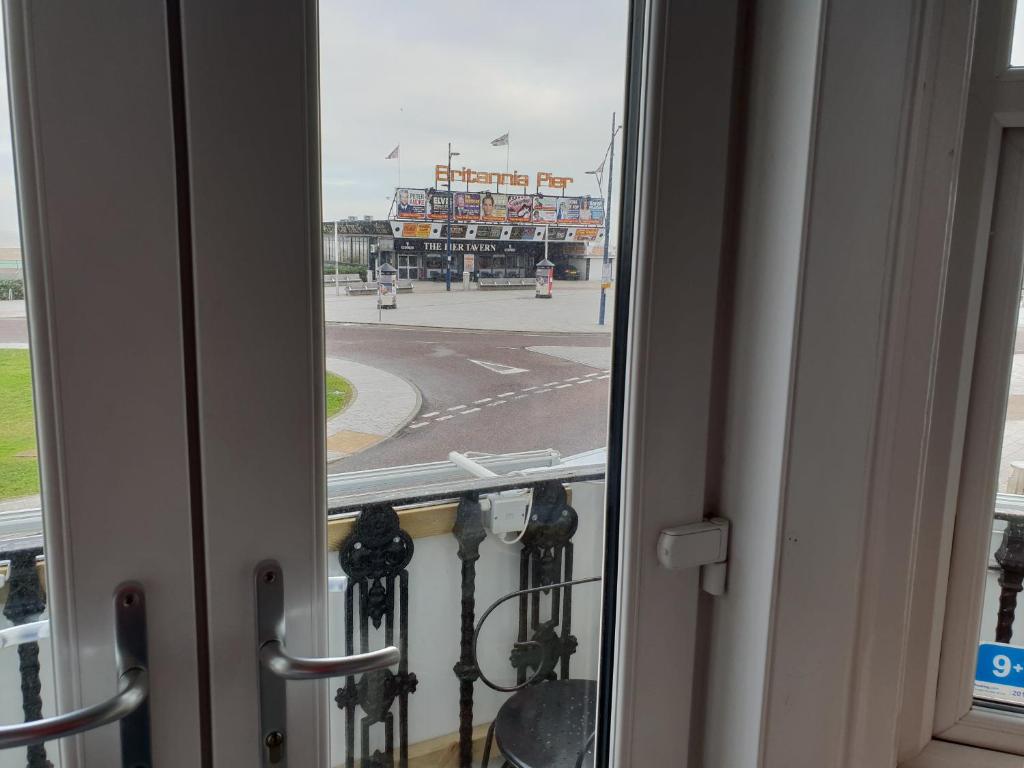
385, 144, 400, 160
490, 133, 509, 147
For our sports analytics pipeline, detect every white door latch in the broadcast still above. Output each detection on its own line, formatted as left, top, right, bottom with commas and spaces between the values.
657, 517, 730, 595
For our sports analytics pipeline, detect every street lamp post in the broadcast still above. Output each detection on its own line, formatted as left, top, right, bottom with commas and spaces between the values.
588, 113, 621, 326
446, 143, 460, 292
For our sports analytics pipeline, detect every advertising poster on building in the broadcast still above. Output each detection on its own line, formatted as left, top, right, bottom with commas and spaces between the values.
574, 228, 600, 241
454, 192, 481, 220
532, 196, 558, 223
547, 226, 568, 241
440, 224, 468, 238
475, 224, 504, 239
581, 197, 605, 225
427, 191, 450, 219
401, 222, 432, 238
557, 197, 582, 224
395, 188, 427, 219
480, 193, 508, 221
507, 195, 535, 222
509, 225, 539, 240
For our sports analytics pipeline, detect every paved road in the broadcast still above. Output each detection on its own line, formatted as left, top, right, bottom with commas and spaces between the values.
326, 323, 611, 471
0, 317, 612, 472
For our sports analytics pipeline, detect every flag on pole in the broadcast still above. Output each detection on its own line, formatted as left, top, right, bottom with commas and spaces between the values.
490, 133, 509, 147
385, 144, 400, 159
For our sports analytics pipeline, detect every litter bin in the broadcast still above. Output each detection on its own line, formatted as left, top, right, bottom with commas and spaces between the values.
535, 257, 554, 299
377, 261, 398, 309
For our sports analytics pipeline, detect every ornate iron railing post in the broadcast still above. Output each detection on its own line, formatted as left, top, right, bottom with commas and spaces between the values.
995, 517, 1024, 643
452, 495, 486, 768
2, 547, 51, 768
335, 504, 417, 768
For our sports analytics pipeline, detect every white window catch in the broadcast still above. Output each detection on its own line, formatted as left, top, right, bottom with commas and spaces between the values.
657, 518, 730, 596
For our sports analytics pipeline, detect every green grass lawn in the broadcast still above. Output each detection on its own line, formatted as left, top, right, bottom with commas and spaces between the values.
326, 371, 354, 419
0, 352, 355, 502
0, 349, 40, 501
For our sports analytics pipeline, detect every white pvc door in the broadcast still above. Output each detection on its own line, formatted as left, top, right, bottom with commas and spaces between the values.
177, 1, 741, 767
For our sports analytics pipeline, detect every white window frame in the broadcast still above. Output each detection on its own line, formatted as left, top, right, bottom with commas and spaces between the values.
698, 0, 1024, 766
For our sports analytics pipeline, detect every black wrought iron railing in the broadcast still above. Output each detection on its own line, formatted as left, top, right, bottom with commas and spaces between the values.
0, 544, 52, 768
328, 471, 605, 768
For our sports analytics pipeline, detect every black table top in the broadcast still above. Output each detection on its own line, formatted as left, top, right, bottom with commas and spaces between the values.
494, 679, 597, 768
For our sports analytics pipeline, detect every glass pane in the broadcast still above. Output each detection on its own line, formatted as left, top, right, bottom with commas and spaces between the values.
976, 302, 1024, 706
0, 14, 61, 768
1013, 0, 1024, 67
319, 1, 629, 764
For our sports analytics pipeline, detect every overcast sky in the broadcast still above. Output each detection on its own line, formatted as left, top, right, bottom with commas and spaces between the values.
319, 0, 630, 222
0, 1, 629, 248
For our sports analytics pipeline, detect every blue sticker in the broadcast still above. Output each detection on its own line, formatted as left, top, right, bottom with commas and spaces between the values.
975, 642, 1024, 704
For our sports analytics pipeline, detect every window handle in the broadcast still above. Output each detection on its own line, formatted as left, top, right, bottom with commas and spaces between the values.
0, 584, 151, 766
254, 560, 397, 766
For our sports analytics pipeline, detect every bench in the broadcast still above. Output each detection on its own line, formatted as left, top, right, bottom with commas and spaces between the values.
346, 282, 377, 295
325, 273, 365, 285
478, 277, 534, 290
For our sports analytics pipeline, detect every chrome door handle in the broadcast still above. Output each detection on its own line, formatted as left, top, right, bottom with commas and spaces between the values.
255, 560, 397, 766
0, 583, 150, 765
260, 639, 398, 680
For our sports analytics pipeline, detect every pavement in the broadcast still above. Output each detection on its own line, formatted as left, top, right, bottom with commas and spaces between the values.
325, 357, 420, 461
324, 280, 615, 333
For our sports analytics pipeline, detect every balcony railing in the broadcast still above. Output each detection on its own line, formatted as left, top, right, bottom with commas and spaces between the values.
0, 450, 607, 768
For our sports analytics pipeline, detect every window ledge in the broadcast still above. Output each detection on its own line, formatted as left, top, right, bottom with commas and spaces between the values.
902, 740, 1024, 768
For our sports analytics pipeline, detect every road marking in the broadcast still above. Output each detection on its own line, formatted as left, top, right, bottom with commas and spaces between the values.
565, 377, 581, 382
585, 373, 602, 378
447, 405, 466, 411
520, 386, 538, 392
435, 414, 455, 422
462, 407, 481, 414
487, 400, 507, 407
498, 391, 515, 397
602, 370, 611, 374
514, 395, 529, 399
555, 384, 573, 389
544, 381, 560, 387
597, 374, 610, 380
421, 411, 439, 418
535, 388, 552, 393
409, 422, 429, 429
469, 359, 529, 375
576, 379, 594, 385
474, 398, 492, 404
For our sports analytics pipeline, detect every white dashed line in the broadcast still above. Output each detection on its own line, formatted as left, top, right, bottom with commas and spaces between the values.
474, 398, 492, 404
421, 411, 439, 418
576, 378, 594, 385
555, 384, 573, 389
447, 405, 467, 411
597, 375, 610, 380
487, 400, 507, 407
535, 388, 552, 394
544, 381, 560, 387
602, 370, 611, 374
409, 422, 429, 429
462, 407, 481, 414
565, 377, 581, 382
435, 414, 455, 422
514, 394, 529, 399
498, 391, 515, 397
520, 386, 538, 392
585, 373, 602, 378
